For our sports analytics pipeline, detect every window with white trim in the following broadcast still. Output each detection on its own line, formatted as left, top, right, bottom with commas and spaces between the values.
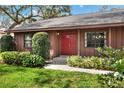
85, 32, 106, 48
24, 34, 32, 48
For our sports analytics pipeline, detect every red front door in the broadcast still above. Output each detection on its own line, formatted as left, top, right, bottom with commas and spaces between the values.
61, 32, 77, 55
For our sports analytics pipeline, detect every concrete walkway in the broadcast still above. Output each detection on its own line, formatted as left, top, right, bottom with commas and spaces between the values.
44, 64, 114, 74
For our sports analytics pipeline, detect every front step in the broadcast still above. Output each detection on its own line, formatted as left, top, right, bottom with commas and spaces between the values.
52, 56, 68, 65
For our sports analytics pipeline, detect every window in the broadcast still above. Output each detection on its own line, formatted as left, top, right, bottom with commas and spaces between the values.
24, 34, 32, 48
85, 32, 106, 48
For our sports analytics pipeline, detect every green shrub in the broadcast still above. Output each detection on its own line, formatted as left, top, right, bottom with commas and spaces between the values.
112, 59, 124, 74
15, 52, 31, 66
21, 54, 45, 67
82, 57, 113, 70
67, 56, 83, 67
98, 73, 124, 88
96, 46, 124, 71
1, 51, 19, 65
32, 32, 50, 59
1, 51, 45, 68
84, 56, 100, 68
96, 46, 124, 62
67, 56, 113, 70
0, 35, 16, 52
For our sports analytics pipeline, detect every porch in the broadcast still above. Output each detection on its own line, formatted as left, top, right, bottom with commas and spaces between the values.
46, 55, 68, 65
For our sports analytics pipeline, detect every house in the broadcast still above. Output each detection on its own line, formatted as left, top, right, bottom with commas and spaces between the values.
8, 10, 124, 58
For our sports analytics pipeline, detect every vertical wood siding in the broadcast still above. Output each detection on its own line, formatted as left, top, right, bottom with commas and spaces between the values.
49, 31, 59, 57
111, 27, 124, 48
14, 33, 24, 51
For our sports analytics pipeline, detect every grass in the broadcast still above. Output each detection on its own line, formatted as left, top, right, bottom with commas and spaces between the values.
0, 64, 104, 88
1, 64, 124, 88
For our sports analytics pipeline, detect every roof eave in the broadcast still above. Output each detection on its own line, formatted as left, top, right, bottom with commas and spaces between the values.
7, 22, 124, 33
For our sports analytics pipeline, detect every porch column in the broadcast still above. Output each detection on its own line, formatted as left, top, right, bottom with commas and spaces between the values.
49, 31, 57, 59
108, 27, 112, 47
78, 29, 81, 55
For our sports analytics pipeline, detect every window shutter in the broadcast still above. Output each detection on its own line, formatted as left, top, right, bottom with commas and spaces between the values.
84, 32, 87, 47
104, 32, 107, 46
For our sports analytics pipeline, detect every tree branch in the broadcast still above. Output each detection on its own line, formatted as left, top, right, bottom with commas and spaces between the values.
0, 7, 17, 22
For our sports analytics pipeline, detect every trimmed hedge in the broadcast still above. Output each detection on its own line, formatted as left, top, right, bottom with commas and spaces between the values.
1, 51, 45, 67
32, 32, 50, 59
67, 56, 113, 70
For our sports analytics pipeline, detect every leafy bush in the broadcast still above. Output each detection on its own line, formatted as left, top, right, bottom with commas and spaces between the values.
1, 51, 19, 65
1, 51, 45, 67
0, 35, 16, 52
32, 32, 50, 59
96, 46, 124, 71
96, 46, 124, 62
15, 52, 30, 66
21, 54, 45, 67
98, 73, 124, 88
112, 59, 124, 74
67, 56, 83, 67
67, 56, 113, 70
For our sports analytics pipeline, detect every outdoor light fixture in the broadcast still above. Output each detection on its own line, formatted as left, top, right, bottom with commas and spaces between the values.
56, 32, 60, 35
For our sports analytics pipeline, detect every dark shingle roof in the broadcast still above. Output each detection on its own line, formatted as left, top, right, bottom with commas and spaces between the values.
12, 9, 124, 30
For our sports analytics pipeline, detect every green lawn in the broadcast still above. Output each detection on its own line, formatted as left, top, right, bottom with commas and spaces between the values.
0, 64, 104, 88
